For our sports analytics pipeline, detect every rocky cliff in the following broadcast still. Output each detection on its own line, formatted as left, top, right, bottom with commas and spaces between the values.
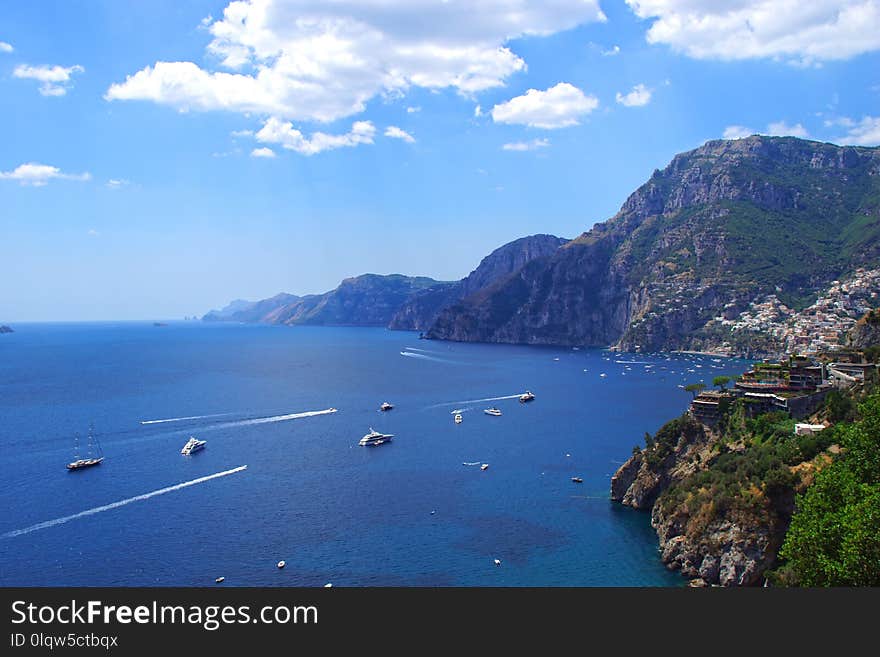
428, 136, 880, 352
0, 325, 13, 334
847, 309, 880, 349
612, 402, 835, 586
388, 234, 568, 330
204, 293, 300, 323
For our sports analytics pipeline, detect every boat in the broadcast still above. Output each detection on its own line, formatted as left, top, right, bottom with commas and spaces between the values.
519, 391, 535, 403
324, 583, 333, 588
571, 477, 583, 483
359, 428, 394, 446
454, 414, 462, 424
380, 402, 393, 411
599, 373, 607, 377
480, 463, 489, 471
67, 425, 104, 471
215, 577, 225, 584
494, 558, 502, 566
277, 560, 286, 569
180, 436, 206, 455
484, 408, 502, 416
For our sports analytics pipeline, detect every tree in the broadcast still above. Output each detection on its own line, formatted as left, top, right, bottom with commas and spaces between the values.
712, 375, 732, 391
684, 382, 706, 399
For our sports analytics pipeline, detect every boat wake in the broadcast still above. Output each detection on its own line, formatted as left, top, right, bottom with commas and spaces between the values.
140, 413, 233, 425
462, 461, 482, 466
429, 394, 522, 409
1, 466, 248, 539
399, 351, 458, 364
212, 408, 337, 429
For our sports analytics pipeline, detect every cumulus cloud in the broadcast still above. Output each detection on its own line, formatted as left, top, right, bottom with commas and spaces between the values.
0, 162, 91, 186
231, 129, 254, 138
491, 82, 598, 129
0, 41, 13, 53
384, 126, 415, 143
250, 146, 277, 157
615, 83, 652, 107
834, 115, 880, 145
106, 0, 606, 124
625, 0, 880, 65
13, 64, 84, 96
406, 106, 421, 113
255, 117, 375, 155
502, 138, 549, 151
602, 44, 621, 56
106, 178, 130, 188
765, 120, 809, 137
723, 125, 755, 140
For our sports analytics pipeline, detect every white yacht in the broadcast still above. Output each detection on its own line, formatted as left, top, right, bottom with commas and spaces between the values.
484, 408, 502, 416
454, 414, 463, 424
359, 428, 394, 446
519, 391, 535, 403
380, 402, 393, 411
181, 436, 206, 455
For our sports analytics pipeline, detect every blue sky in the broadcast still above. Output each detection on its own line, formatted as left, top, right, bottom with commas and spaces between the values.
2, 0, 879, 321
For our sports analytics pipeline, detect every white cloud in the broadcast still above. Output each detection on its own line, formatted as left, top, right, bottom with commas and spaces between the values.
723, 125, 754, 139
384, 126, 415, 143
0, 163, 91, 186
765, 120, 809, 137
834, 115, 880, 145
502, 138, 550, 151
625, 0, 880, 65
602, 45, 621, 56
474, 104, 483, 117
231, 129, 254, 138
106, 1, 606, 124
106, 178, 130, 188
0, 41, 13, 53
87, 229, 100, 236
615, 83, 652, 107
491, 82, 598, 129
255, 117, 375, 155
406, 106, 421, 113
251, 146, 277, 158
13, 64, 84, 96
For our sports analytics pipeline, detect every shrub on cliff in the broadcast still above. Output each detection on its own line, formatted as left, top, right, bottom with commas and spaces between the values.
779, 393, 880, 586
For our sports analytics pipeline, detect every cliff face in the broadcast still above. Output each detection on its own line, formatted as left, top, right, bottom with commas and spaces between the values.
848, 309, 880, 349
204, 293, 301, 323
389, 234, 568, 331
428, 136, 880, 351
611, 413, 811, 587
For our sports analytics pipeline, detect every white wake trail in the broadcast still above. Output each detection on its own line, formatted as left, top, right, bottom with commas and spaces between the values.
429, 394, 523, 409
212, 408, 337, 429
141, 413, 233, 425
1, 466, 248, 539
399, 351, 456, 364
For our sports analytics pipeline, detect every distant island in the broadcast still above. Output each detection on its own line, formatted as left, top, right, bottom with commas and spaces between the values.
0, 325, 13, 334
611, 320, 880, 587
205, 136, 880, 361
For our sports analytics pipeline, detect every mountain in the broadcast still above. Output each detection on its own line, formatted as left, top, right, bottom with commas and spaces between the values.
848, 309, 880, 350
389, 234, 568, 330
203, 298, 258, 322
427, 136, 880, 352
206, 274, 450, 327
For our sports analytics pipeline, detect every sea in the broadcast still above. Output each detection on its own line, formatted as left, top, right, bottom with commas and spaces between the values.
0, 322, 749, 586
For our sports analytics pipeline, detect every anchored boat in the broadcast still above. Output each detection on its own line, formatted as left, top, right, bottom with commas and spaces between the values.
67, 425, 104, 471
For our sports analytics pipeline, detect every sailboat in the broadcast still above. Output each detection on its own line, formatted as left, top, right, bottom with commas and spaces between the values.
67, 424, 104, 471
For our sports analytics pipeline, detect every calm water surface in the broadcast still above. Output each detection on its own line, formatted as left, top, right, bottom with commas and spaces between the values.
0, 322, 748, 586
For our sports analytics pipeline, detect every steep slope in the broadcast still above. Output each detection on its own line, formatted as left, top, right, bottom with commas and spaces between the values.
848, 309, 880, 349
389, 234, 568, 330
203, 293, 301, 323
269, 274, 447, 326
427, 136, 880, 351
203, 298, 256, 321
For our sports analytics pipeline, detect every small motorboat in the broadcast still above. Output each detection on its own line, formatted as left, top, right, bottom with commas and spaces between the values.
380, 402, 393, 411
571, 477, 583, 483
277, 560, 286, 569
494, 559, 502, 566
484, 408, 502, 416
324, 583, 333, 588
454, 413, 462, 424
215, 576, 225, 584
519, 391, 535, 403
599, 373, 607, 378
480, 463, 489, 471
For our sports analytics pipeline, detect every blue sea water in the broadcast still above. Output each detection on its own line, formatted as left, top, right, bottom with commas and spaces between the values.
0, 322, 749, 586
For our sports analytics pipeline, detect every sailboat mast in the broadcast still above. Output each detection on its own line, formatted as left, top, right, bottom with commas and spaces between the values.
73, 432, 80, 460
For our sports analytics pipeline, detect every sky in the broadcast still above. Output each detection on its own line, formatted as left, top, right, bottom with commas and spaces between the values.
1, 0, 879, 321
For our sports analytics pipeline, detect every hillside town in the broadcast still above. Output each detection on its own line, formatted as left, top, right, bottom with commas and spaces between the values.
710, 268, 880, 355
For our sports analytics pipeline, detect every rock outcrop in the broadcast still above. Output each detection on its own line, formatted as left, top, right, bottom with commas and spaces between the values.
847, 309, 880, 349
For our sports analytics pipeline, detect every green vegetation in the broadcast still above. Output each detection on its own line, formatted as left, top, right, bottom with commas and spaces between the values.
777, 392, 880, 586
642, 415, 704, 468
712, 375, 731, 391
684, 382, 706, 398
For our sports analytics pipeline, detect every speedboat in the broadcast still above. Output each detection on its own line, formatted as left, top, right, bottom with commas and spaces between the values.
380, 402, 393, 411
277, 561, 286, 569
215, 577, 225, 584
454, 413, 462, 424
359, 428, 394, 446
181, 436, 206, 455
571, 477, 583, 483
481, 463, 489, 471
484, 408, 502, 416
519, 391, 535, 403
